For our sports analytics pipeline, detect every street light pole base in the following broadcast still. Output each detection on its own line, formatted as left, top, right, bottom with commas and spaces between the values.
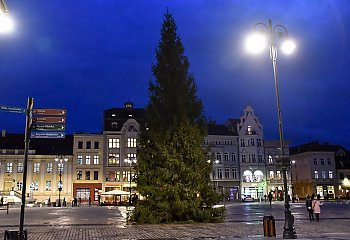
283, 210, 297, 239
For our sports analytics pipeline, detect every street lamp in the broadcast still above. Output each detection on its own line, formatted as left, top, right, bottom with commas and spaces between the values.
55, 156, 68, 207
124, 158, 137, 204
246, 19, 297, 239
0, 0, 14, 33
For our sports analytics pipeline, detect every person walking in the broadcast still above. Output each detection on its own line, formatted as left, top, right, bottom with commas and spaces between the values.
268, 192, 273, 205
306, 195, 314, 221
88, 197, 91, 207
312, 195, 322, 222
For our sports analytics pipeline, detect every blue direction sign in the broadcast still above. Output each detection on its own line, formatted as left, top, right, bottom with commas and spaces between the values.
31, 123, 66, 131
0, 105, 26, 114
30, 132, 65, 139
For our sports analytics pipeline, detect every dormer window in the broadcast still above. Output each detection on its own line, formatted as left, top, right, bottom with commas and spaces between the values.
247, 126, 253, 135
111, 122, 118, 129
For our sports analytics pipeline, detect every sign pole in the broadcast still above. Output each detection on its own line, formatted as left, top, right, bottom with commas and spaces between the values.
19, 97, 33, 240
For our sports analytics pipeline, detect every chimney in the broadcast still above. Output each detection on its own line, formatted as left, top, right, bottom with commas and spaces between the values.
1, 129, 6, 137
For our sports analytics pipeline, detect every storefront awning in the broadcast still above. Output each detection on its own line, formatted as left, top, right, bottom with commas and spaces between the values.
101, 189, 130, 196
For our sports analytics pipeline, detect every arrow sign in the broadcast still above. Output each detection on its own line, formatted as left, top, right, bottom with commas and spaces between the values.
30, 132, 65, 139
0, 105, 26, 114
32, 116, 66, 123
32, 123, 66, 131
33, 109, 66, 116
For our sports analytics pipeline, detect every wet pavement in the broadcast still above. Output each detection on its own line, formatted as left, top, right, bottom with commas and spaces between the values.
0, 201, 349, 239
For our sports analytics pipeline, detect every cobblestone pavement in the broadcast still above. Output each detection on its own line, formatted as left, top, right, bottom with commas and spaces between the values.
1, 202, 350, 239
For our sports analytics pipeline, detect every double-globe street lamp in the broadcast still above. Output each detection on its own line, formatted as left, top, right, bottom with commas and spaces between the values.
55, 156, 68, 207
245, 19, 297, 239
124, 158, 137, 204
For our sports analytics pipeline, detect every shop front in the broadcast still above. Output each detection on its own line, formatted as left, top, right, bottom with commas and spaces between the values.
316, 185, 335, 199
73, 183, 102, 203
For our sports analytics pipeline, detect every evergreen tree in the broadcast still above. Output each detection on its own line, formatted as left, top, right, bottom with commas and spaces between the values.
132, 10, 224, 224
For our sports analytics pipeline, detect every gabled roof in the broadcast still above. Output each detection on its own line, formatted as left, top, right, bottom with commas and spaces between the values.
207, 123, 237, 136
0, 132, 73, 155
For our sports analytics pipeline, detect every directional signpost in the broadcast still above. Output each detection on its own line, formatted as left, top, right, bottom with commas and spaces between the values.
30, 108, 66, 139
0, 105, 26, 114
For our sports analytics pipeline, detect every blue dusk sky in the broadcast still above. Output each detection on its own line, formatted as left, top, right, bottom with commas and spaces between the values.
1, 1, 350, 148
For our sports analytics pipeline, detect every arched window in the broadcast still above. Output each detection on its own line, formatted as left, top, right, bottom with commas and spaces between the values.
254, 170, 264, 182
243, 170, 253, 182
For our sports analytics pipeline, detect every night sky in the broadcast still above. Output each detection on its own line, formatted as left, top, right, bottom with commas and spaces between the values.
1, 1, 350, 149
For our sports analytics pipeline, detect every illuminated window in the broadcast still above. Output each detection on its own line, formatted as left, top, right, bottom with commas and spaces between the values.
108, 138, 119, 148
46, 162, 52, 173
108, 153, 120, 165
322, 171, 326, 179
93, 155, 99, 165
6, 162, 13, 173
34, 163, 40, 173
77, 170, 82, 180
276, 171, 281, 180
86, 155, 91, 165
17, 162, 23, 173
329, 171, 333, 179
247, 126, 253, 135
269, 170, 274, 180
314, 171, 319, 179
268, 155, 273, 164
127, 138, 137, 148
45, 181, 51, 191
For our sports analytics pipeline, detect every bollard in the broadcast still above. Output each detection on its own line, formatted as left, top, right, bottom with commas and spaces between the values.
263, 215, 276, 237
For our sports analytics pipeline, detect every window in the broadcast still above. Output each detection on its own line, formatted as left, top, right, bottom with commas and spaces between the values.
257, 139, 262, 147
247, 125, 252, 134
78, 141, 83, 149
76, 188, 90, 200
250, 138, 255, 146
94, 171, 99, 180
77, 155, 83, 165
127, 153, 137, 161
46, 162, 52, 173
77, 170, 82, 180
45, 181, 52, 191
127, 138, 137, 148
224, 153, 229, 162
216, 153, 221, 161
320, 159, 324, 165
224, 168, 230, 178
94, 141, 99, 149
328, 159, 331, 165
231, 153, 236, 162
240, 139, 245, 147
17, 162, 23, 173
30, 181, 39, 191
314, 171, 319, 179
122, 171, 128, 181
86, 155, 91, 165
232, 168, 237, 178
322, 171, 326, 179
85, 171, 90, 180
269, 170, 274, 180
34, 163, 40, 173
93, 155, 99, 165
276, 171, 281, 180
17, 181, 23, 191
86, 141, 91, 149
268, 155, 273, 164
241, 154, 246, 162
329, 171, 333, 179
6, 162, 13, 173
217, 168, 223, 179
314, 159, 317, 165
252, 154, 256, 162
57, 163, 64, 173
108, 138, 119, 148
258, 154, 263, 163
108, 153, 120, 165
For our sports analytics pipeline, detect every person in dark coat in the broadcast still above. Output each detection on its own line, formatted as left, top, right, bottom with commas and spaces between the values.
306, 195, 314, 221
268, 192, 273, 205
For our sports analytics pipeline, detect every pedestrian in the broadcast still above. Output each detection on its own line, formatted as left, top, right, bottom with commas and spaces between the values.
0, 196, 3, 206
79, 197, 81, 207
88, 197, 91, 207
264, 194, 267, 202
74, 197, 77, 207
312, 195, 322, 222
306, 195, 314, 221
63, 198, 66, 207
268, 192, 273, 205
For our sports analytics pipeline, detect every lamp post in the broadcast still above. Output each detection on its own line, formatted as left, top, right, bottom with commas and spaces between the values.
0, 0, 14, 33
124, 158, 137, 205
246, 19, 297, 239
55, 156, 68, 207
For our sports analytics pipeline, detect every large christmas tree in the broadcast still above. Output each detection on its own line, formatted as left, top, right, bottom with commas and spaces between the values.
132, 11, 224, 224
